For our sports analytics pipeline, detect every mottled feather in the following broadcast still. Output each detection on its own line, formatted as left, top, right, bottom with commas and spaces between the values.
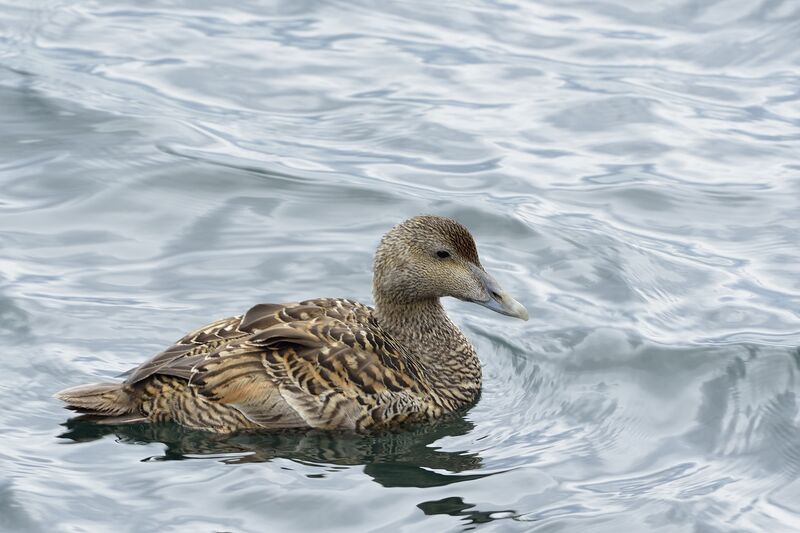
55, 215, 527, 433
113, 299, 433, 432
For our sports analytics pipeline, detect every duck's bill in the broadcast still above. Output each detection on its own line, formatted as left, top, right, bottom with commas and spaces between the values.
470, 265, 529, 321
476, 290, 529, 320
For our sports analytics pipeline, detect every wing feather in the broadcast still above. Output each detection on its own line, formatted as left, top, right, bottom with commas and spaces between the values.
122, 298, 424, 430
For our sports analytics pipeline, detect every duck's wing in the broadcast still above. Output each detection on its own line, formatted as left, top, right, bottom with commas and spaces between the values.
122, 311, 256, 385
126, 299, 425, 430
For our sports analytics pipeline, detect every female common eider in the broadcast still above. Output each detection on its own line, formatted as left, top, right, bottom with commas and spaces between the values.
56, 215, 528, 433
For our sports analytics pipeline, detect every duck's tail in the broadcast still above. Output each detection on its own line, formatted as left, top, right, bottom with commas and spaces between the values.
54, 382, 145, 424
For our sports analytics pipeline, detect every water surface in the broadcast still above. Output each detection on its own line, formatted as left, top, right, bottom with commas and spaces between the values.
1, 1, 799, 531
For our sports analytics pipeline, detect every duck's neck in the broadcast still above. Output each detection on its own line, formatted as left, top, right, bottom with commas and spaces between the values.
373, 295, 482, 406
373, 297, 453, 349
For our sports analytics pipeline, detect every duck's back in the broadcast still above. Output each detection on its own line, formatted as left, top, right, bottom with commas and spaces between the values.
57, 299, 430, 433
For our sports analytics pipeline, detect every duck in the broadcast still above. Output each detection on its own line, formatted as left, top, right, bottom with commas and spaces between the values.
55, 215, 528, 433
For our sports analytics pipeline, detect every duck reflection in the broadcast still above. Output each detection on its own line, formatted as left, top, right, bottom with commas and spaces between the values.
58, 413, 489, 488
417, 496, 515, 524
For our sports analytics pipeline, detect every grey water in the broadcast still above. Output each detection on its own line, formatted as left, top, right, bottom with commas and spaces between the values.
1, 0, 799, 531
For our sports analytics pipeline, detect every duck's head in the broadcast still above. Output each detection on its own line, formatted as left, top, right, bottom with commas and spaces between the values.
373, 215, 528, 320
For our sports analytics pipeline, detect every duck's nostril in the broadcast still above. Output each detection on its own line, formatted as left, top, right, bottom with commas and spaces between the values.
491, 291, 502, 301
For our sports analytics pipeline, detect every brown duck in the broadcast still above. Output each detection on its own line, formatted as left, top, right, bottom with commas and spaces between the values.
56, 215, 528, 433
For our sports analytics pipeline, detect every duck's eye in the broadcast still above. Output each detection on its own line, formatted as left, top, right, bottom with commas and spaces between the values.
436, 250, 451, 259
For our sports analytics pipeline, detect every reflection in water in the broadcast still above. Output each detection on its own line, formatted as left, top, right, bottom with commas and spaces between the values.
417, 496, 515, 525
58, 414, 490, 488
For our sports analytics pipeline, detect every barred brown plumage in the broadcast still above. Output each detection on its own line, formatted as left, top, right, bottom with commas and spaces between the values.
55, 215, 528, 433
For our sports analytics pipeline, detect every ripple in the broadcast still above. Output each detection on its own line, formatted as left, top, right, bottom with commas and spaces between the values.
1, 0, 799, 531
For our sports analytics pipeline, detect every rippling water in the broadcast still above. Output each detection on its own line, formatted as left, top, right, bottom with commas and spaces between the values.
1, 1, 799, 531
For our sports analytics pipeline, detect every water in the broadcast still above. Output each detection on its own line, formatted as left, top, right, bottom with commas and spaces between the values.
1, 0, 799, 531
